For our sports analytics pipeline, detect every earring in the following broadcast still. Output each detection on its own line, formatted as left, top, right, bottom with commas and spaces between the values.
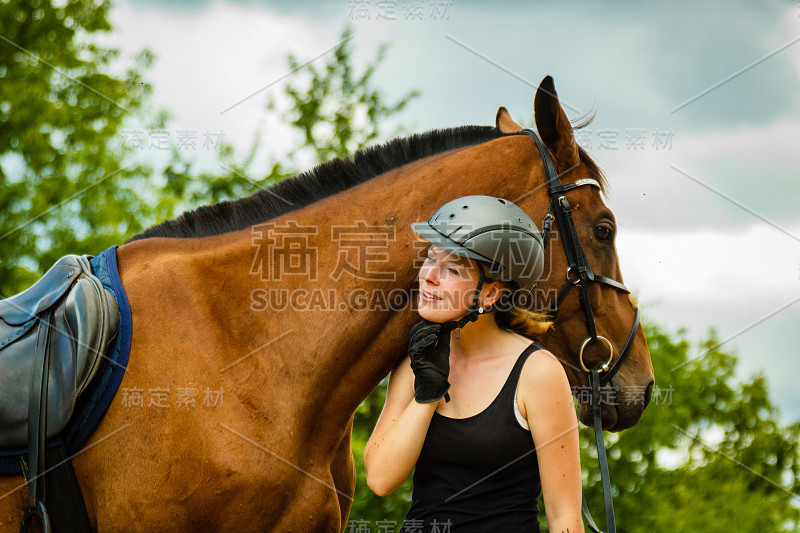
456, 327, 461, 339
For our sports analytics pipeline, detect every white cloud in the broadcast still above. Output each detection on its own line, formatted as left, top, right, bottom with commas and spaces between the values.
618, 220, 800, 311
617, 220, 800, 424
772, 5, 800, 85
101, 0, 339, 174
599, 114, 800, 232
675, 116, 800, 172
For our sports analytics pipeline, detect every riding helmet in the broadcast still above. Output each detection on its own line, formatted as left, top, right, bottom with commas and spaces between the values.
410, 195, 544, 292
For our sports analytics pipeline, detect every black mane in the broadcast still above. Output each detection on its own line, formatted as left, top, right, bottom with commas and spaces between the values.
125, 125, 510, 242
125, 124, 607, 242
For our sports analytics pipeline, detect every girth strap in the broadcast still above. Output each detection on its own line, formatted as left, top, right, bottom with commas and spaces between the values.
21, 309, 54, 533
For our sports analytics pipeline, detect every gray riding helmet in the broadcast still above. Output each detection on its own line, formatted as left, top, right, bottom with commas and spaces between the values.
411, 195, 545, 292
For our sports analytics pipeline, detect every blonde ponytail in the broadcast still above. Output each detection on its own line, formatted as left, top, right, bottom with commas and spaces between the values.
489, 279, 554, 341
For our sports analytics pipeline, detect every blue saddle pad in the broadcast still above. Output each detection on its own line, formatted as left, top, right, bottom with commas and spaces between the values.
0, 245, 132, 474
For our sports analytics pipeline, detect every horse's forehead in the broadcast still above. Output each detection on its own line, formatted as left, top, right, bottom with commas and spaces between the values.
568, 182, 614, 219
587, 188, 614, 220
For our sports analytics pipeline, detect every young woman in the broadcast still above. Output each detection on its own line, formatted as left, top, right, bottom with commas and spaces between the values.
363, 195, 584, 532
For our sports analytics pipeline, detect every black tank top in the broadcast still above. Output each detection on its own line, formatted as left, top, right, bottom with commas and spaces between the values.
403, 341, 544, 532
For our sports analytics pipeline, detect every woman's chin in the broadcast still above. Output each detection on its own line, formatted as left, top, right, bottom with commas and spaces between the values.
418, 303, 463, 323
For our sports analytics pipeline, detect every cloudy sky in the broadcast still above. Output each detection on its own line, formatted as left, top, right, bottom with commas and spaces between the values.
101, 0, 800, 423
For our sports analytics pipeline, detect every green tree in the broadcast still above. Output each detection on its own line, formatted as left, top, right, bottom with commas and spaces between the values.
579, 321, 800, 532
279, 26, 419, 166
0, 0, 169, 295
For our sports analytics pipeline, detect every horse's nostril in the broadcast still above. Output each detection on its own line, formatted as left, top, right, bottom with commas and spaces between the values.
643, 380, 654, 408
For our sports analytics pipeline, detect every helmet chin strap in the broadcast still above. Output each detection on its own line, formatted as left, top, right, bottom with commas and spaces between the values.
455, 263, 491, 339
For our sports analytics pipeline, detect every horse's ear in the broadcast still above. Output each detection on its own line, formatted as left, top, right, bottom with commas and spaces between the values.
495, 106, 522, 133
534, 76, 580, 171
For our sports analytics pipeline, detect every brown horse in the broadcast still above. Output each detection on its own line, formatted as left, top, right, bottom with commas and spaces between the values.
0, 76, 653, 532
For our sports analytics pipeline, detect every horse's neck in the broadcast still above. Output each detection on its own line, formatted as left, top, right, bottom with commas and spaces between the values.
116, 168, 429, 436
117, 137, 548, 437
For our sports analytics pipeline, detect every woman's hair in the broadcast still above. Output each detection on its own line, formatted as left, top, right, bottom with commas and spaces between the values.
487, 278, 554, 341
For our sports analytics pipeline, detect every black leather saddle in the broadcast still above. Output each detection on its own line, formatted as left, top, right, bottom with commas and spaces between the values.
0, 254, 120, 531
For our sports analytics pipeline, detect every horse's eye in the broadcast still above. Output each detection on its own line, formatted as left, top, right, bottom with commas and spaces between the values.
595, 225, 613, 243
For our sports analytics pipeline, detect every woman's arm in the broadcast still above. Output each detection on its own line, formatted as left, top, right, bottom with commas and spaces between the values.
363, 355, 438, 497
520, 350, 584, 531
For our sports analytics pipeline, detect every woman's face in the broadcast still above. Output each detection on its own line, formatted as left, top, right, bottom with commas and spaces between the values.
417, 244, 498, 323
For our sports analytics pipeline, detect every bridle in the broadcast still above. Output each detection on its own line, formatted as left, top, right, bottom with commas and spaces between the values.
518, 128, 642, 533
519, 128, 641, 386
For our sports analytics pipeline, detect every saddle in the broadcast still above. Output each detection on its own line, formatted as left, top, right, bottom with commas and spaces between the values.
0, 253, 120, 531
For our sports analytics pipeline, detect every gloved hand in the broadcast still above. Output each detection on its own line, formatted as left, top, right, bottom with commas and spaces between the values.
408, 319, 458, 404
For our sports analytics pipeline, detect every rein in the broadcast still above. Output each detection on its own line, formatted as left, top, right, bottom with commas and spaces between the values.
518, 129, 641, 533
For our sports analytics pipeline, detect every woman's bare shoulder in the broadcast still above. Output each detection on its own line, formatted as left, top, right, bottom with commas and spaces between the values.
522, 345, 564, 373
517, 345, 572, 418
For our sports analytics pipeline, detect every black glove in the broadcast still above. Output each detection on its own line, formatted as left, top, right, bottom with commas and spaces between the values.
408, 319, 458, 404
